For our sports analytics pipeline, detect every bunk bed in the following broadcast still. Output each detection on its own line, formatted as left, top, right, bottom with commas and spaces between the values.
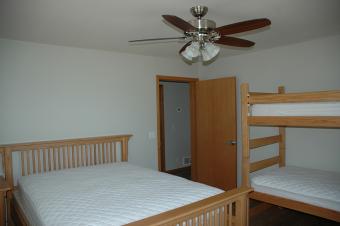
0, 134, 250, 226
241, 83, 340, 222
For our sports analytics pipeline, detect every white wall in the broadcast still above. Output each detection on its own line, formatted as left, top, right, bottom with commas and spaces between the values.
198, 34, 340, 185
0, 39, 197, 175
1, 34, 339, 185
160, 82, 191, 170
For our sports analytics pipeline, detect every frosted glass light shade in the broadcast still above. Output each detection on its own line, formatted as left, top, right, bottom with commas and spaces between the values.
201, 43, 220, 61
181, 42, 200, 61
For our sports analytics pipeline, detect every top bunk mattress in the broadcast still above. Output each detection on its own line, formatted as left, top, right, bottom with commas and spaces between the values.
250, 102, 340, 116
251, 166, 340, 211
15, 162, 223, 226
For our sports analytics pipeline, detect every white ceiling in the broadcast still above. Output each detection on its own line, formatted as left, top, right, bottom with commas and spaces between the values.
1, 0, 340, 58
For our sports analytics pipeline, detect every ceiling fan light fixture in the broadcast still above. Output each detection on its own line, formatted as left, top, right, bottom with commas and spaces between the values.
181, 42, 200, 61
130, 6, 271, 64
201, 43, 220, 62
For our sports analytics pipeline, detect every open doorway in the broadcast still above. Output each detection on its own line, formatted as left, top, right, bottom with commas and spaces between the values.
156, 76, 198, 180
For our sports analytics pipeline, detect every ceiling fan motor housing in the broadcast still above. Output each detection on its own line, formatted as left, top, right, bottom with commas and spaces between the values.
187, 19, 219, 43
187, 6, 218, 43
188, 19, 216, 32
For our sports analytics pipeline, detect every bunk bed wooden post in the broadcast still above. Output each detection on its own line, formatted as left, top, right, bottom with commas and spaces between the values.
4, 147, 13, 221
121, 136, 129, 162
4, 147, 13, 190
278, 86, 286, 167
241, 83, 250, 187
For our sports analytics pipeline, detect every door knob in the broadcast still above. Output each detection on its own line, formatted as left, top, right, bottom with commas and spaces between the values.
226, 140, 237, 145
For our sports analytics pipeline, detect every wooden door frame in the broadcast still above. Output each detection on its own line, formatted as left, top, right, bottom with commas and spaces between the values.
156, 75, 198, 180
158, 84, 166, 172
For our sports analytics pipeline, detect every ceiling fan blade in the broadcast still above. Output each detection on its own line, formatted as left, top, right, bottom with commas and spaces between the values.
215, 36, 255, 47
162, 15, 197, 32
179, 41, 192, 53
129, 37, 186, 43
215, 18, 271, 36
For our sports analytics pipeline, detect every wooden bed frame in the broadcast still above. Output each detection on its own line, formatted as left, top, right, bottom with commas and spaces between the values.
241, 83, 340, 222
0, 134, 251, 226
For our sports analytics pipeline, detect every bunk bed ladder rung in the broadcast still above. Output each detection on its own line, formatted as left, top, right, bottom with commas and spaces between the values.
250, 135, 281, 149
250, 156, 280, 173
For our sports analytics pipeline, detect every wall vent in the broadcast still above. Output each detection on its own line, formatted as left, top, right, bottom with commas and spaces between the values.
183, 157, 192, 166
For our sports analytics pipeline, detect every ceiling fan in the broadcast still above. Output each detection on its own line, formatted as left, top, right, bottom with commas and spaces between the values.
129, 6, 271, 62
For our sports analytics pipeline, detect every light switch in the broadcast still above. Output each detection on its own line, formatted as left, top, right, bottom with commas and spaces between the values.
148, 131, 156, 139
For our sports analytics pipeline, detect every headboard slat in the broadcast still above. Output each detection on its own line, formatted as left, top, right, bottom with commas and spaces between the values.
38, 148, 42, 173
94, 144, 97, 165
90, 144, 93, 165
53, 148, 57, 170
63, 146, 67, 169
48, 148, 52, 171
85, 145, 88, 166
21, 152, 25, 176
114, 142, 117, 162
109, 143, 113, 163
97, 144, 100, 164
32, 149, 36, 174
72, 145, 76, 168
58, 148, 62, 170
101, 143, 105, 164
106, 143, 109, 164
26, 151, 30, 175
78, 145, 80, 167
43, 149, 47, 172
81, 145, 85, 166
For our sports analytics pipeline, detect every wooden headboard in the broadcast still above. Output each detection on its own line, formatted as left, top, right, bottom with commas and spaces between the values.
0, 134, 132, 190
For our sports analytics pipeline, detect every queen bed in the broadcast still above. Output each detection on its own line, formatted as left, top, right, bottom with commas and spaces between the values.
14, 163, 223, 226
0, 134, 250, 226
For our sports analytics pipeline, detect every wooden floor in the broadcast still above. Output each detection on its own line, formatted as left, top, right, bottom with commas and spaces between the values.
166, 166, 191, 180
250, 200, 340, 226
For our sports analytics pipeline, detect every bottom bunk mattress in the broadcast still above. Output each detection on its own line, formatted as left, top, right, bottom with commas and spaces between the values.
250, 166, 340, 211
14, 163, 223, 226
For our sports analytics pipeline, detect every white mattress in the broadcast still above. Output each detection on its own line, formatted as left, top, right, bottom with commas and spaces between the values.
15, 162, 223, 226
251, 102, 340, 116
251, 166, 340, 211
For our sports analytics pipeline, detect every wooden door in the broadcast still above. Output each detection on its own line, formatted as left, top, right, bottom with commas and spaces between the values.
195, 77, 237, 191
